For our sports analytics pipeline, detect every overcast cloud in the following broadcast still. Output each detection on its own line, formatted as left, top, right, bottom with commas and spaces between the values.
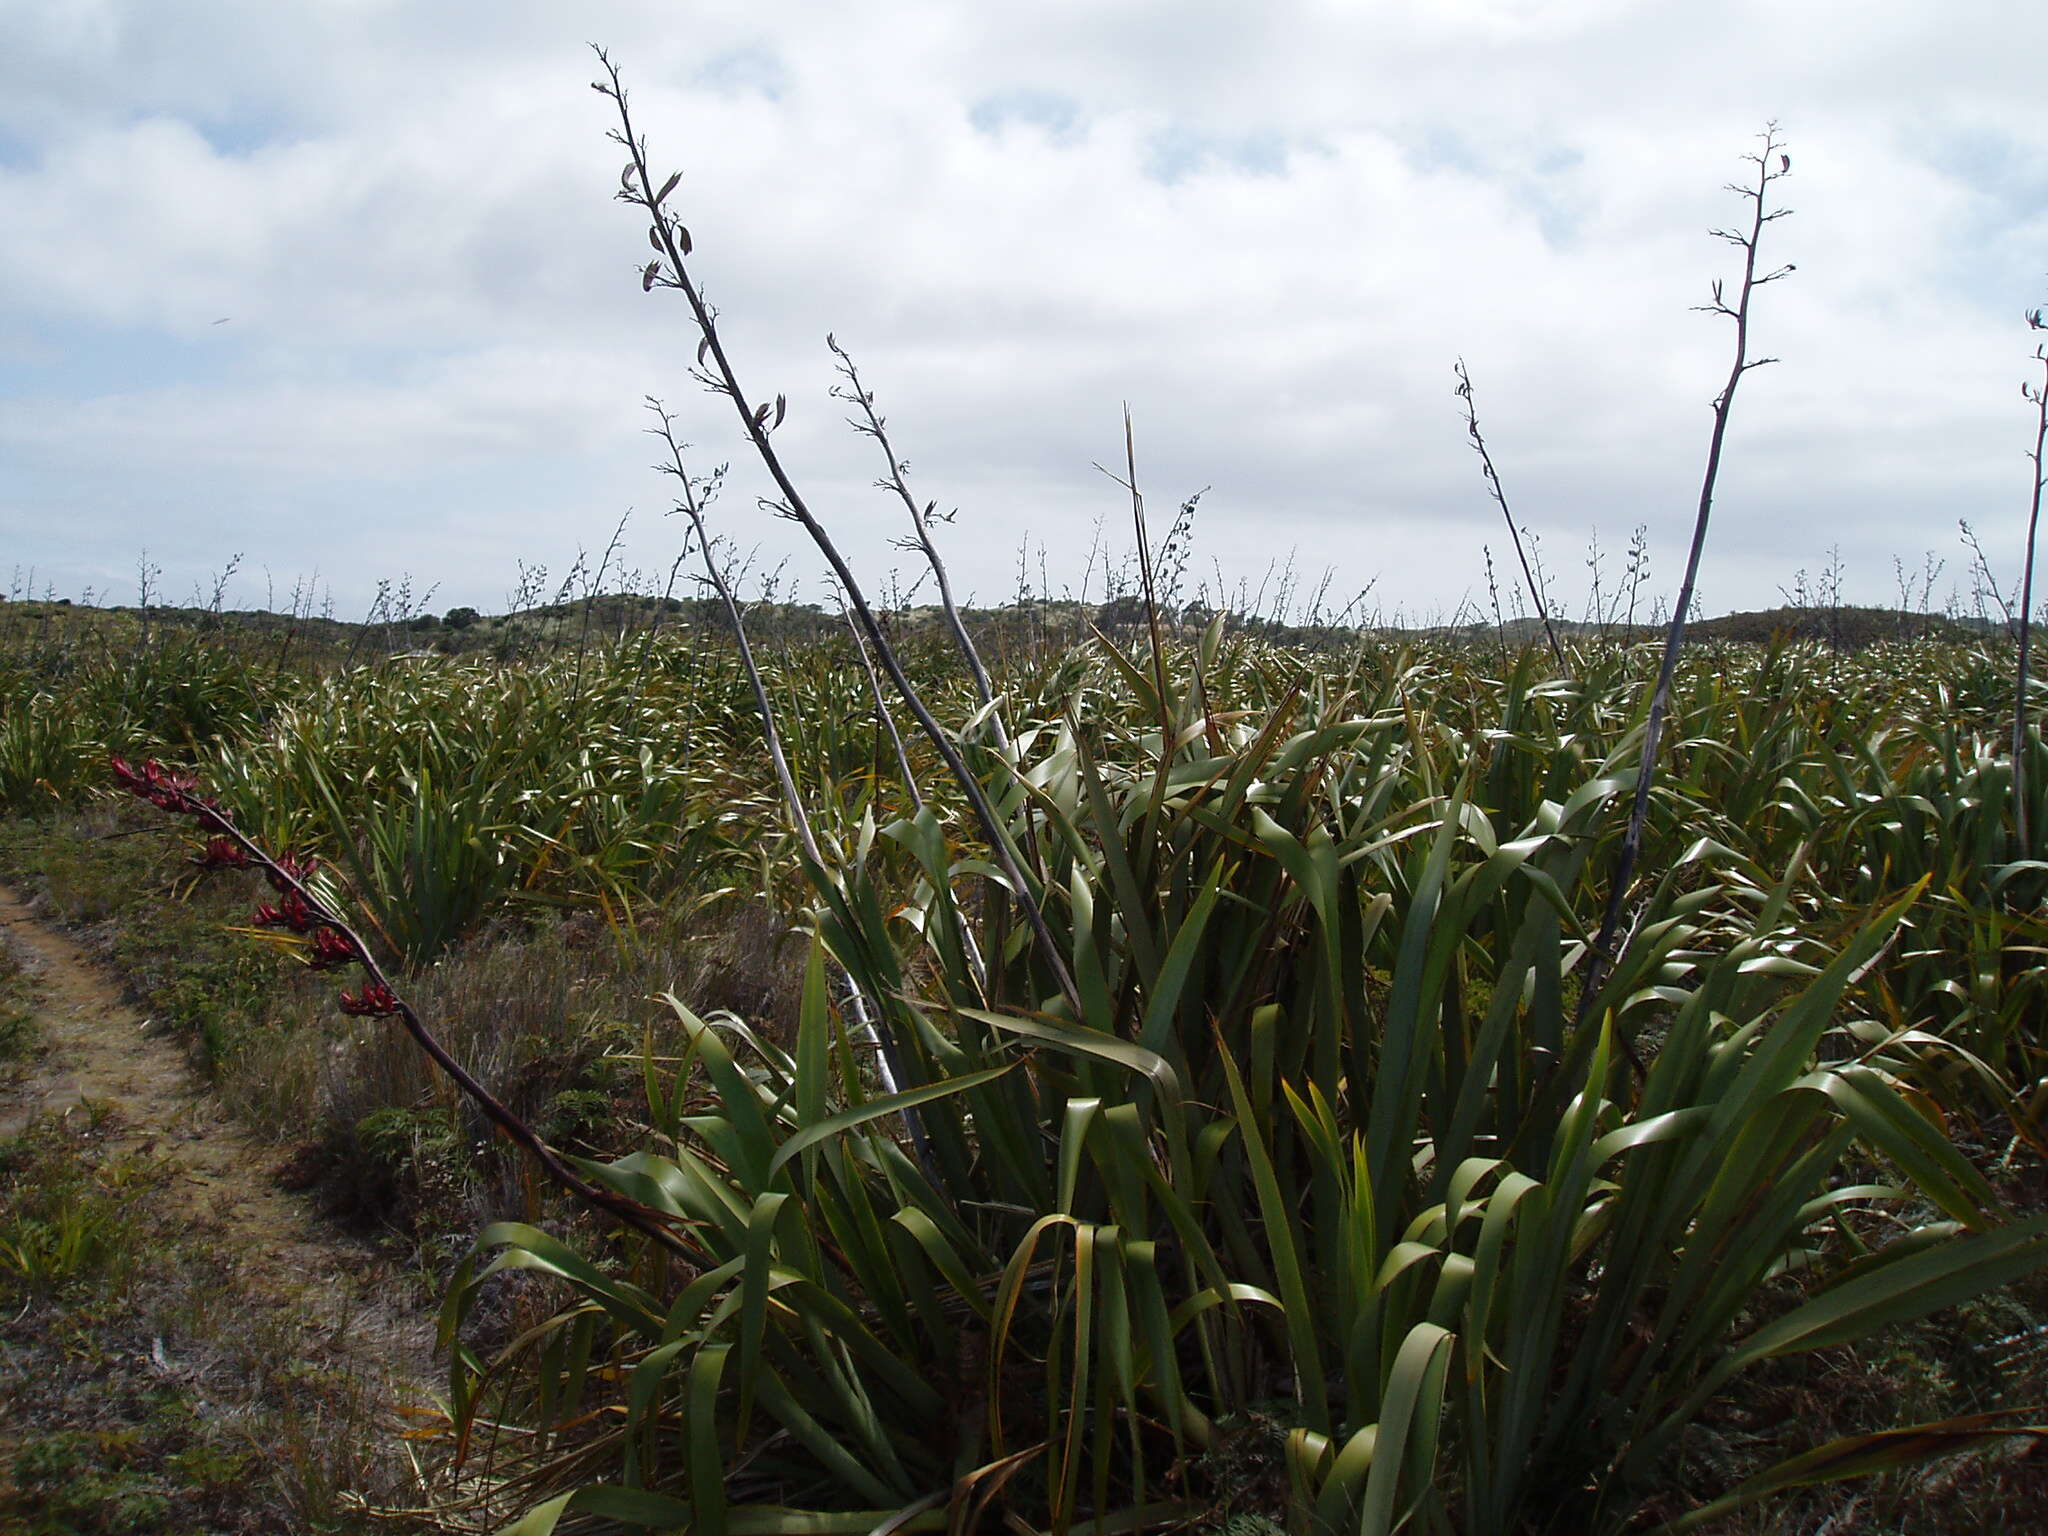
3, 0, 2045, 624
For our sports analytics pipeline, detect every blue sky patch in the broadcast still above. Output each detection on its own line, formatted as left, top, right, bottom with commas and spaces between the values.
0, 318, 252, 401
1142, 126, 1292, 185
694, 46, 791, 101
1921, 125, 2048, 310
968, 89, 1084, 143
187, 104, 286, 158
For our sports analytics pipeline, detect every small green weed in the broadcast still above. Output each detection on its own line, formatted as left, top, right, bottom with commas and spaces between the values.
354, 1102, 457, 1175
0, 1119, 165, 1302
10, 1431, 173, 1534
0, 1004, 36, 1063
0, 927, 38, 1065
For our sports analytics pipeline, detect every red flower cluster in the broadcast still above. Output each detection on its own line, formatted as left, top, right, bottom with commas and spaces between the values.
253, 892, 323, 934
111, 757, 402, 1023
110, 753, 192, 806
192, 836, 251, 871
338, 982, 402, 1018
266, 851, 320, 894
109, 754, 228, 829
305, 928, 357, 971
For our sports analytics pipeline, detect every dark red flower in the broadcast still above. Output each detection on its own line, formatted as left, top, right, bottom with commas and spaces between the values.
338, 981, 401, 1018
147, 764, 197, 806
252, 892, 322, 934
192, 837, 251, 871
266, 851, 320, 894
304, 928, 357, 972
113, 755, 208, 813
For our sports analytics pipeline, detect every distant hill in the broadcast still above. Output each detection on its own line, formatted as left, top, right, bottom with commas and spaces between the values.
0, 593, 2007, 662
1686, 606, 1983, 647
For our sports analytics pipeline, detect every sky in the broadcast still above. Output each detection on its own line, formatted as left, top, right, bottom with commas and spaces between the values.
3, 0, 2046, 626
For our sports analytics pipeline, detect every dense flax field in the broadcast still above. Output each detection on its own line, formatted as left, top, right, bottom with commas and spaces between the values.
2, 599, 2046, 1534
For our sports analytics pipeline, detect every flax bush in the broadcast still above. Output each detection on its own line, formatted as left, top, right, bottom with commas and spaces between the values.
439, 626, 2048, 1536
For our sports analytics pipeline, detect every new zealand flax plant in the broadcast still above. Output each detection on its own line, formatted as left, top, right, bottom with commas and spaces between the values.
82, 70, 2048, 1534
437, 625, 2048, 1534
420, 80, 2048, 1536
102, 633, 2048, 1529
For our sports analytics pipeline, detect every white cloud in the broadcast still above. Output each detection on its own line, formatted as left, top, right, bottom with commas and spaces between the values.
2, 0, 2045, 621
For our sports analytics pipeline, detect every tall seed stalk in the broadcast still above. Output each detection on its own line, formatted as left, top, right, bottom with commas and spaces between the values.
2011, 308, 2047, 855
646, 401, 824, 873
1089, 408, 1174, 740
828, 336, 1009, 751
1455, 357, 1565, 666
832, 588, 922, 813
647, 402, 933, 1109
1582, 125, 1794, 1034
594, 49, 1081, 1015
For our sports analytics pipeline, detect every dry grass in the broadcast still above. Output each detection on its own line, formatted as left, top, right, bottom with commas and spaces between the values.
0, 1108, 426, 1533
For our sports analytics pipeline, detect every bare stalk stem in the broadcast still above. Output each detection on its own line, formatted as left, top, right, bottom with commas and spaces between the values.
647, 401, 825, 872
841, 591, 924, 812
1126, 409, 1174, 739
1090, 409, 1174, 741
1580, 125, 1795, 1042
646, 413, 937, 1154
2011, 319, 2047, 856
828, 337, 1008, 750
1455, 359, 1565, 667
596, 50, 1080, 1017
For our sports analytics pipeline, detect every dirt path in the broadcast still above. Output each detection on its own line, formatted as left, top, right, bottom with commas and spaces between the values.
0, 878, 439, 1500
